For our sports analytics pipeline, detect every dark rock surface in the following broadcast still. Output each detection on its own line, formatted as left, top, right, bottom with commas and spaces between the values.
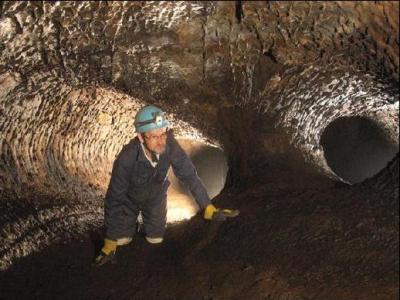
0, 170, 398, 300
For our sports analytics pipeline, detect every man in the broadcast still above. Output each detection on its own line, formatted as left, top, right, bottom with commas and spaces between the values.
95, 105, 239, 265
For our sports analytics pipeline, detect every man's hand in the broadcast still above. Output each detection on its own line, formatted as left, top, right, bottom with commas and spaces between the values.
203, 204, 240, 221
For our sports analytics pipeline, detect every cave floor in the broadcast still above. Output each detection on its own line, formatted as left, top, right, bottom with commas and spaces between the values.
0, 172, 398, 300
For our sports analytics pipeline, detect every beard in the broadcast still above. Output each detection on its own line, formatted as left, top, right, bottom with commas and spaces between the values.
150, 144, 166, 155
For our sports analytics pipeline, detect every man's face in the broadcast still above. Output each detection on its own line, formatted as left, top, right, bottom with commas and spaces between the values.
139, 128, 167, 155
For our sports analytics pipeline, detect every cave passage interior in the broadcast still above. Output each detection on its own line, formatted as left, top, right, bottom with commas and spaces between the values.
0, 1, 399, 300
321, 116, 399, 183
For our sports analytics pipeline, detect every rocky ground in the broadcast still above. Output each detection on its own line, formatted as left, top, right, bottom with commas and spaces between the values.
0, 166, 398, 300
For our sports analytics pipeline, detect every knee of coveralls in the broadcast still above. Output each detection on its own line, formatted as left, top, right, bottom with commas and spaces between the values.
141, 184, 168, 238
104, 197, 139, 240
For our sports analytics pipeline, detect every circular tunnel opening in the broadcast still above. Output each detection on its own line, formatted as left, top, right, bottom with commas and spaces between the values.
166, 140, 228, 223
320, 116, 399, 184
190, 146, 229, 198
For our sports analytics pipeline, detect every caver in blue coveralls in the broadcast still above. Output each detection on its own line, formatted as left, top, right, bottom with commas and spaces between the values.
104, 130, 211, 240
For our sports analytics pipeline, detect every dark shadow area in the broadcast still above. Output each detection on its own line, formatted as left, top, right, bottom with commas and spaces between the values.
321, 116, 399, 183
218, 106, 265, 191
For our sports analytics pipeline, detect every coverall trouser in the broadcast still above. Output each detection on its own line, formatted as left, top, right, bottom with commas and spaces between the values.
105, 182, 168, 240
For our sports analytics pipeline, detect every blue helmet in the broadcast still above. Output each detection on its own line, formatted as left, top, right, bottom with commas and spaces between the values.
134, 105, 170, 133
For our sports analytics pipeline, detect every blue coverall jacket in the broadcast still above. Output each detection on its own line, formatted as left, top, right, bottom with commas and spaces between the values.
104, 130, 211, 240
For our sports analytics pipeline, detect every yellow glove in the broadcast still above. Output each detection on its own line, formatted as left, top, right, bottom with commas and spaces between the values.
204, 204, 218, 219
102, 238, 117, 254
204, 204, 240, 221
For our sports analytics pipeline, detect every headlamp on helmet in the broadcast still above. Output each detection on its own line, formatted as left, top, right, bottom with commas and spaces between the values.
134, 106, 170, 133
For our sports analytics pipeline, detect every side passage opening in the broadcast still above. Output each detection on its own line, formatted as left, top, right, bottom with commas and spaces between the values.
167, 139, 228, 223
320, 116, 399, 184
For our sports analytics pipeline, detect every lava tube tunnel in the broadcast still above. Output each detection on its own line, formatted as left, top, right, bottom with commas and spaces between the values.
0, 1, 399, 300
320, 116, 399, 183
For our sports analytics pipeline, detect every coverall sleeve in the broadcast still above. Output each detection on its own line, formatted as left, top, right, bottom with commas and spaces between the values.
104, 144, 135, 211
169, 135, 211, 209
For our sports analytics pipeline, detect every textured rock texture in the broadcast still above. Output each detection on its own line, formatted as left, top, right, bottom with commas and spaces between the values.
0, 1, 399, 296
0, 1, 398, 193
1, 1, 398, 191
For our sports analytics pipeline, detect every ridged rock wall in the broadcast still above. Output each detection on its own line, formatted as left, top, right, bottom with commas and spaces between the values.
0, 76, 209, 196
257, 62, 398, 181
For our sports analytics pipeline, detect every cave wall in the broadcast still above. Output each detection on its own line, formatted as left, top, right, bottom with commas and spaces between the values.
258, 63, 398, 180
0, 1, 399, 196
0, 80, 214, 196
